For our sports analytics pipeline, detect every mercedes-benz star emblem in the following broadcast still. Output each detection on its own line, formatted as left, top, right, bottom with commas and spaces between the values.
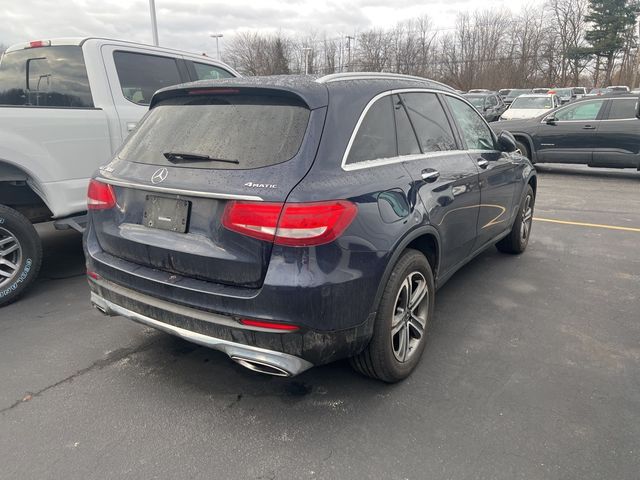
151, 167, 168, 184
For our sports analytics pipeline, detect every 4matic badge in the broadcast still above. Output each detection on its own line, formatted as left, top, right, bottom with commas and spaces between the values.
244, 182, 277, 189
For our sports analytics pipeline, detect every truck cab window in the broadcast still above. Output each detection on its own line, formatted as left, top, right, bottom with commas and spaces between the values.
0, 46, 93, 108
113, 51, 182, 106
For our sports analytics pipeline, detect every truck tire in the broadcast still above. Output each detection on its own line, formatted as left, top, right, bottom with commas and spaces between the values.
0, 205, 42, 307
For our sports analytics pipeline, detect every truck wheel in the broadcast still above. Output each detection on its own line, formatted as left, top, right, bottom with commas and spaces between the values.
350, 249, 434, 383
0, 205, 42, 307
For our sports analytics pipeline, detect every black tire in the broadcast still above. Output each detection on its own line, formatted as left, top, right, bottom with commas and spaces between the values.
515, 139, 531, 160
0, 205, 42, 307
350, 249, 435, 383
496, 185, 535, 254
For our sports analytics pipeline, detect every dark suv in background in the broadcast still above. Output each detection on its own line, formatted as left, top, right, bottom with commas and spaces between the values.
463, 92, 506, 122
493, 94, 640, 169
85, 73, 537, 382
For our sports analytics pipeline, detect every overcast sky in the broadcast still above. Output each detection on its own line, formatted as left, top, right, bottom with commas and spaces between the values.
2, 0, 541, 56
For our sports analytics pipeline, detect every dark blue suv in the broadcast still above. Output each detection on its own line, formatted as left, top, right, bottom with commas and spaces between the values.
85, 73, 537, 382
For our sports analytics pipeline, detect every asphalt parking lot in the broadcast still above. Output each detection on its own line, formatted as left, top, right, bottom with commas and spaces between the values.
1, 165, 639, 480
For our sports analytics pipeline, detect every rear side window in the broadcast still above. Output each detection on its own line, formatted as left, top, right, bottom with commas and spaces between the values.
346, 96, 397, 165
192, 62, 233, 80
445, 96, 495, 150
608, 99, 637, 120
113, 51, 182, 105
118, 93, 310, 170
401, 93, 457, 152
0, 46, 93, 107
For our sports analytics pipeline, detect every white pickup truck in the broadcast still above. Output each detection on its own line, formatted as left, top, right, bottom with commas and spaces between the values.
0, 37, 238, 305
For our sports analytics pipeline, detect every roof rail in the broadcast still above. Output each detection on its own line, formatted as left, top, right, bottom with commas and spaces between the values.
316, 72, 454, 91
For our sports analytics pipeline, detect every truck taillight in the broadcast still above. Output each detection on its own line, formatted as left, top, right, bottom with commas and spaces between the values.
27, 40, 51, 48
222, 200, 357, 247
87, 179, 116, 210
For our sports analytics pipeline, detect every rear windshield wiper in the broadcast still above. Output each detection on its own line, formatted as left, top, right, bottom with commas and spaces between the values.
163, 152, 239, 164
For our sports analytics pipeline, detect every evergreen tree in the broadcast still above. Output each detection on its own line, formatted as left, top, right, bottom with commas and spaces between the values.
584, 0, 638, 85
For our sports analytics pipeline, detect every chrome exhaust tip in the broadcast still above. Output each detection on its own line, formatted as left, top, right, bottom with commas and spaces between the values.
231, 356, 292, 377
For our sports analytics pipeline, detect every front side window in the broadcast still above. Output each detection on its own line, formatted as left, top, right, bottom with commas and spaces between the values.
113, 51, 182, 105
445, 96, 495, 150
608, 99, 637, 120
346, 96, 396, 165
192, 62, 233, 80
555, 100, 605, 121
401, 93, 457, 153
0, 46, 93, 107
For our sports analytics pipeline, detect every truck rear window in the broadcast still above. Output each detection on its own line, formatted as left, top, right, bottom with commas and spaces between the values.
0, 46, 93, 108
118, 93, 311, 170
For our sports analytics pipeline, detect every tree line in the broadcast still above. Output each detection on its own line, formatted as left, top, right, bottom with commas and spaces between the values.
224, 0, 640, 90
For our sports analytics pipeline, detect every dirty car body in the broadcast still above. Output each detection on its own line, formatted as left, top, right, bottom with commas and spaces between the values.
85, 73, 537, 380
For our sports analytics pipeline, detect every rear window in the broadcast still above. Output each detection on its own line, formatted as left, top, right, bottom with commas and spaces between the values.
0, 46, 93, 107
118, 93, 310, 169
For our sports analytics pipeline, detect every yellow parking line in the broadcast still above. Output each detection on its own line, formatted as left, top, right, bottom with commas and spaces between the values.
534, 217, 640, 233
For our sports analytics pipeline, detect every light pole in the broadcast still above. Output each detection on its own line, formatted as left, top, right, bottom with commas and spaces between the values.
210, 34, 223, 61
149, 0, 159, 46
346, 35, 355, 72
303, 47, 312, 75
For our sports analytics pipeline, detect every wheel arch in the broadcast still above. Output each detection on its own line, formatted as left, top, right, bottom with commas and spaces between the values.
0, 160, 53, 222
372, 226, 441, 312
512, 133, 536, 162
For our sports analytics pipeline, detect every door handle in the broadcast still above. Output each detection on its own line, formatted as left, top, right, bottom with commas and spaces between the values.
582, 125, 596, 130
477, 159, 489, 169
421, 169, 440, 182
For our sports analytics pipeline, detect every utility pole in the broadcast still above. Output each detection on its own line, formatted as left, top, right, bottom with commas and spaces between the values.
149, 0, 159, 46
210, 34, 223, 60
303, 47, 312, 75
346, 35, 355, 72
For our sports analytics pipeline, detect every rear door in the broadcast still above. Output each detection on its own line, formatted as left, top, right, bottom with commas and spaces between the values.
535, 98, 607, 164
444, 95, 518, 250
101, 46, 191, 141
396, 92, 481, 273
93, 89, 324, 288
592, 97, 640, 168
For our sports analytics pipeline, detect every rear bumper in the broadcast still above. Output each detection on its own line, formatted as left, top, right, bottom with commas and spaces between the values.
90, 289, 313, 377
87, 275, 375, 371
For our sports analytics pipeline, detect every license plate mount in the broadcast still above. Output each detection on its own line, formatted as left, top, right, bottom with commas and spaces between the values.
143, 195, 190, 233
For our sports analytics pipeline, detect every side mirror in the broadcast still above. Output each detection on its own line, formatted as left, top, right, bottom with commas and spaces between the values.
544, 115, 557, 125
497, 131, 518, 153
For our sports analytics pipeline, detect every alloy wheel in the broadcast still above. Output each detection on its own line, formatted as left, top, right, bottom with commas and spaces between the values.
0, 227, 22, 288
391, 271, 429, 362
520, 194, 533, 242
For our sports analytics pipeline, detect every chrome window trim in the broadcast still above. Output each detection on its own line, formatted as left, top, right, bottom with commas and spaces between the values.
96, 176, 264, 201
341, 88, 488, 171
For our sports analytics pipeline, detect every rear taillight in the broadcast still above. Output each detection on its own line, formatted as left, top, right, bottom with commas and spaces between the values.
222, 200, 357, 247
87, 179, 116, 210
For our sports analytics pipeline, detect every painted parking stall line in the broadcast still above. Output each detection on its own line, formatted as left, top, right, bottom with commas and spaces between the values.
534, 217, 640, 233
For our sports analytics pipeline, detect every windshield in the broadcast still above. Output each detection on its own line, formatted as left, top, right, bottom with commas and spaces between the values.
510, 97, 553, 109
119, 93, 310, 170
463, 95, 486, 109
589, 88, 611, 95
553, 88, 572, 97
505, 89, 530, 100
